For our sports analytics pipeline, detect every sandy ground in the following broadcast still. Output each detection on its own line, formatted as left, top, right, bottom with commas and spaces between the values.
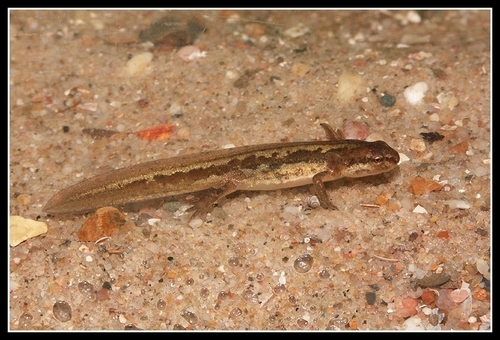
9, 10, 490, 331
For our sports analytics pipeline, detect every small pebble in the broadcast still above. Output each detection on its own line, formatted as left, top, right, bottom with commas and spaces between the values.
229, 307, 243, 319
428, 313, 440, 326
476, 258, 490, 278
177, 45, 206, 62
412, 205, 428, 214
344, 121, 370, 140
444, 199, 471, 210
293, 254, 314, 273
417, 272, 451, 287
16, 194, 31, 205
326, 318, 347, 330
297, 318, 308, 328
273, 284, 286, 294
365, 291, 376, 305
78, 281, 96, 301
435, 289, 459, 311
228, 256, 240, 267
318, 269, 330, 279
53, 300, 72, 323
125, 52, 153, 77
200, 288, 210, 298
290, 62, 310, 77
96, 288, 110, 301
399, 296, 418, 318
181, 310, 198, 325
284, 24, 309, 38
337, 72, 367, 103
403, 81, 428, 104
119, 314, 127, 324
188, 218, 203, 228
379, 92, 396, 107
18, 312, 33, 330
402, 315, 425, 330
157, 299, 166, 310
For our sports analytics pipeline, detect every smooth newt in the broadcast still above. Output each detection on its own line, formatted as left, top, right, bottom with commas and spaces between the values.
43, 123, 400, 218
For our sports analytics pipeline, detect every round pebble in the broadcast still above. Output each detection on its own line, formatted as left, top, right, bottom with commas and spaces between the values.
181, 310, 198, 325
229, 307, 243, 319
326, 317, 348, 330
200, 288, 210, 298
273, 284, 286, 294
319, 269, 330, 279
228, 256, 240, 267
53, 300, 72, 323
18, 312, 33, 330
78, 281, 96, 301
379, 92, 396, 107
297, 318, 308, 328
293, 254, 314, 273
157, 299, 166, 310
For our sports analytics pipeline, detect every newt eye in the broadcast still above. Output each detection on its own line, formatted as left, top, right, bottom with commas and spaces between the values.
372, 156, 383, 163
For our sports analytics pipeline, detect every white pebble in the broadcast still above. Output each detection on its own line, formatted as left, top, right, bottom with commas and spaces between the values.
410, 138, 426, 152
147, 218, 161, 226
444, 199, 471, 209
125, 52, 153, 77
337, 72, 366, 103
402, 315, 425, 330
422, 307, 433, 315
188, 218, 204, 228
412, 205, 428, 214
404, 82, 428, 104
279, 272, 286, 285
226, 70, 237, 79
119, 314, 127, 324
476, 258, 490, 278
284, 24, 309, 38
169, 102, 181, 116
177, 45, 206, 62
429, 113, 440, 122
397, 153, 410, 165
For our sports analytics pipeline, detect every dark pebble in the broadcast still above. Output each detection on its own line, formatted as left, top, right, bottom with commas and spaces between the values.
417, 272, 451, 287
365, 291, 376, 305
379, 93, 396, 107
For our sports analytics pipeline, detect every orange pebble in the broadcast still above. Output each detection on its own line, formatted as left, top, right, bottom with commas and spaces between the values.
399, 297, 419, 318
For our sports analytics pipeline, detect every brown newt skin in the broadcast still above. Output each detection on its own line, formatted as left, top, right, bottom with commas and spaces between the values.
43, 123, 400, 218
